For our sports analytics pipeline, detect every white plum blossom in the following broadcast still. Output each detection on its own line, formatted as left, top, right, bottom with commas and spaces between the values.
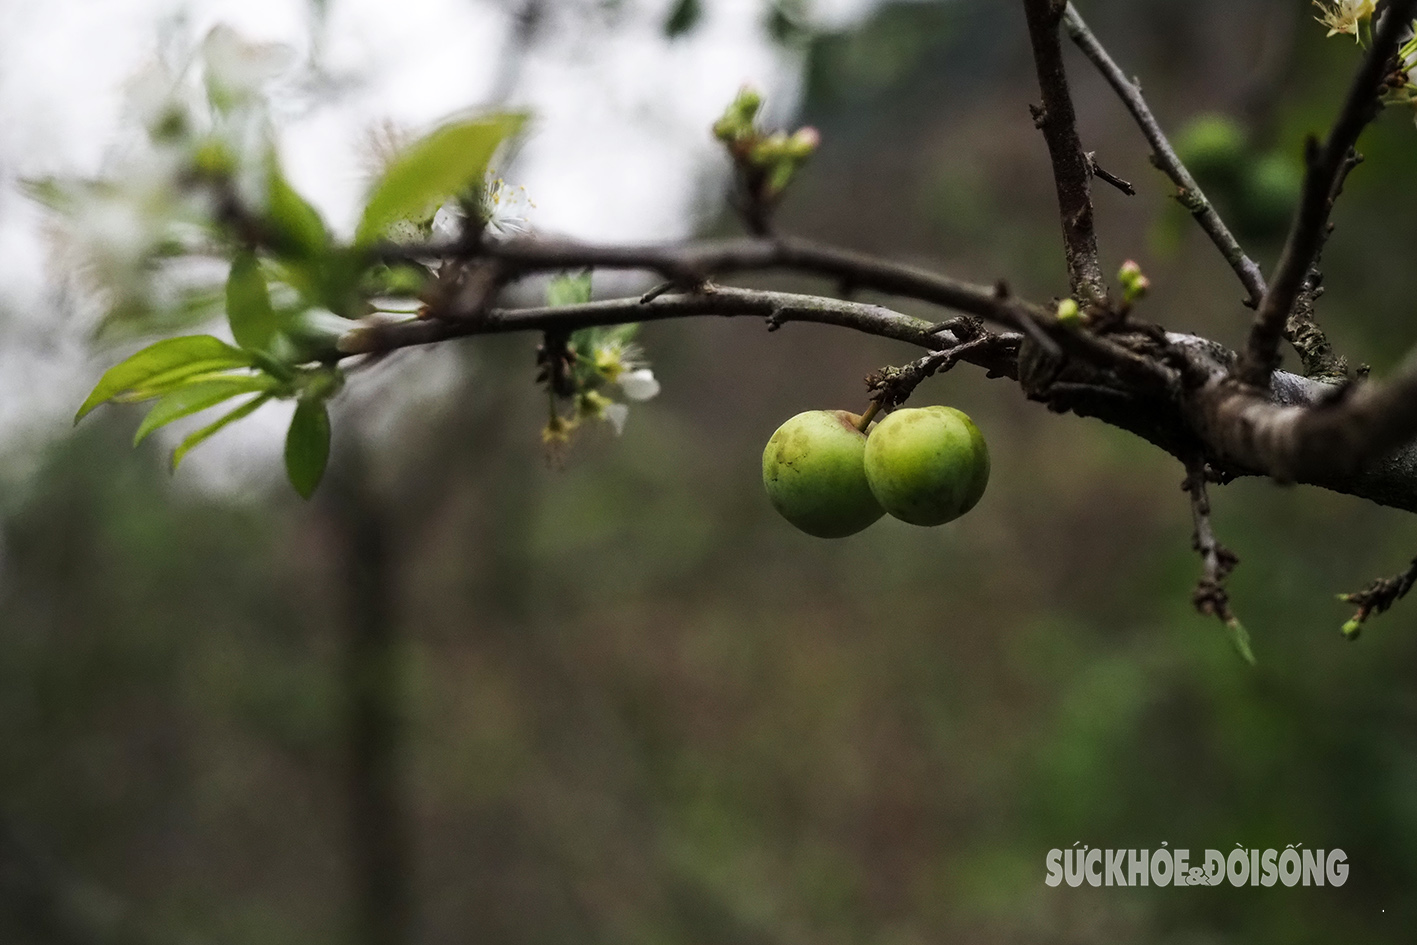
617, 367, 660, 402
1312, 0, 1377, 40
603, 402, 629, 435
201, 24, 294, 110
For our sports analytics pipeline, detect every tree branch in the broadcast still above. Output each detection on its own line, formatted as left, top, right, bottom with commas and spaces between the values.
338, 277, 1417, 516
1062, 3, 1267, 308
1238, 0, 1417, 385
346, 287, 1021, 378
1186, 345, 1417, 501
1022, 0, 1107, 304
390, 234, 1053, 343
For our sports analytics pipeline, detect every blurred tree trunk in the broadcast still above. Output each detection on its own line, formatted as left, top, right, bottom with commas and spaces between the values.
325, 447, 413, 945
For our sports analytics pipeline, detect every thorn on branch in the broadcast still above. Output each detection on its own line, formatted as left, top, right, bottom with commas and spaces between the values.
1085, 151, 1136, 196
640, 278, 712, 304
639, 280, 675, 304
1184, 458, 1254, 664
1338, 557, 1417, 639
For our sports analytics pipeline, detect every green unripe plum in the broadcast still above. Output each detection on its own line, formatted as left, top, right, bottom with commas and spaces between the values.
1174, 114, 1248, 192
1236, 151, 1302, 242
863, 406, 989, 526
762, 410, 884, 538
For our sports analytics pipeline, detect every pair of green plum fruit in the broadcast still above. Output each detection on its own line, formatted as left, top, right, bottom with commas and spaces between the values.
762, 405, 989, 538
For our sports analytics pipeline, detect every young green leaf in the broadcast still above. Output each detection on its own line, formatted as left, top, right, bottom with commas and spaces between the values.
1226, 617, 1257, 667
112, 360, 254, 402
284, 399, 331, 499
266, 165, 329, 260
664, 0, 703, 37
76, 335, 254, 422
355, 112, 526, 245
133, 376, 276, 445
170, 393, 271, 470
226, 251, 279, 351
546, 271, 592, 307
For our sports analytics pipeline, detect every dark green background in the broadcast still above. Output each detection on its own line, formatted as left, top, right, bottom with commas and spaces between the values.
4, 1, 1417, 941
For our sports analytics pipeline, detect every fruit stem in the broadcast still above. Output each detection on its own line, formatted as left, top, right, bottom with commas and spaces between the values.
856, 400, 881, 432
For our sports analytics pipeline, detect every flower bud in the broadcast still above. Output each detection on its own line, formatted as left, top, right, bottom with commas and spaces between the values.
785, 127, 820, 160
1056, 298, 1082, 327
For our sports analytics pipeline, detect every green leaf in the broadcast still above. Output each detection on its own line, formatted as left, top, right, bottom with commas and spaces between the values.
266, 165, 329, 260
170, 393, 271, 470
284, 399, 331, 499
226, 251, 279, 351
1226, 617, 1257, 666
133, 376, 276, 445
355, 112, 526, 245
664, 0, 702, 37
547, 271, 592, 307
113, 360, 257, 402
76, 335, 254, 422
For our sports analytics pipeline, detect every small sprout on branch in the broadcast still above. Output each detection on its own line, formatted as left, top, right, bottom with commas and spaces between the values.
712, 85, 820, 234
1055, 297, 1084, 328
711, 85, 763, 144
1118, 259, 1150, 305
1338, 558, 1417, 638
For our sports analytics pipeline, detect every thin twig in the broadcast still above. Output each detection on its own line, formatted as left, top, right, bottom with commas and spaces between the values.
866, 318, 1023, 410
342, 287, 1021, 375
1063, 3, 1267, 308
384, 233, 1058, 349
1339, 557, 1417, 639
1238, 0, 1417, 385
1023, 0, 1108, 304
1183, 456, 1254, 664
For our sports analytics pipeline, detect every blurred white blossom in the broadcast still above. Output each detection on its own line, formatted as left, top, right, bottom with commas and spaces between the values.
201, 24, 294, 109
617, 367, 660, 402
603, 401, 629, 435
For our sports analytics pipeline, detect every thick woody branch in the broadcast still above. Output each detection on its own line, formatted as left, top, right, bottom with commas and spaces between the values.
1186, 347, 1417, 500
1239, 0, 1417, 385
1022, 0, 1107, 304
1062, 3, 1266, 308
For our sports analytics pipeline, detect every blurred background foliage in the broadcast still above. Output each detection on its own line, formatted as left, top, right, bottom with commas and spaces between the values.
5, 0, 1417, 942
